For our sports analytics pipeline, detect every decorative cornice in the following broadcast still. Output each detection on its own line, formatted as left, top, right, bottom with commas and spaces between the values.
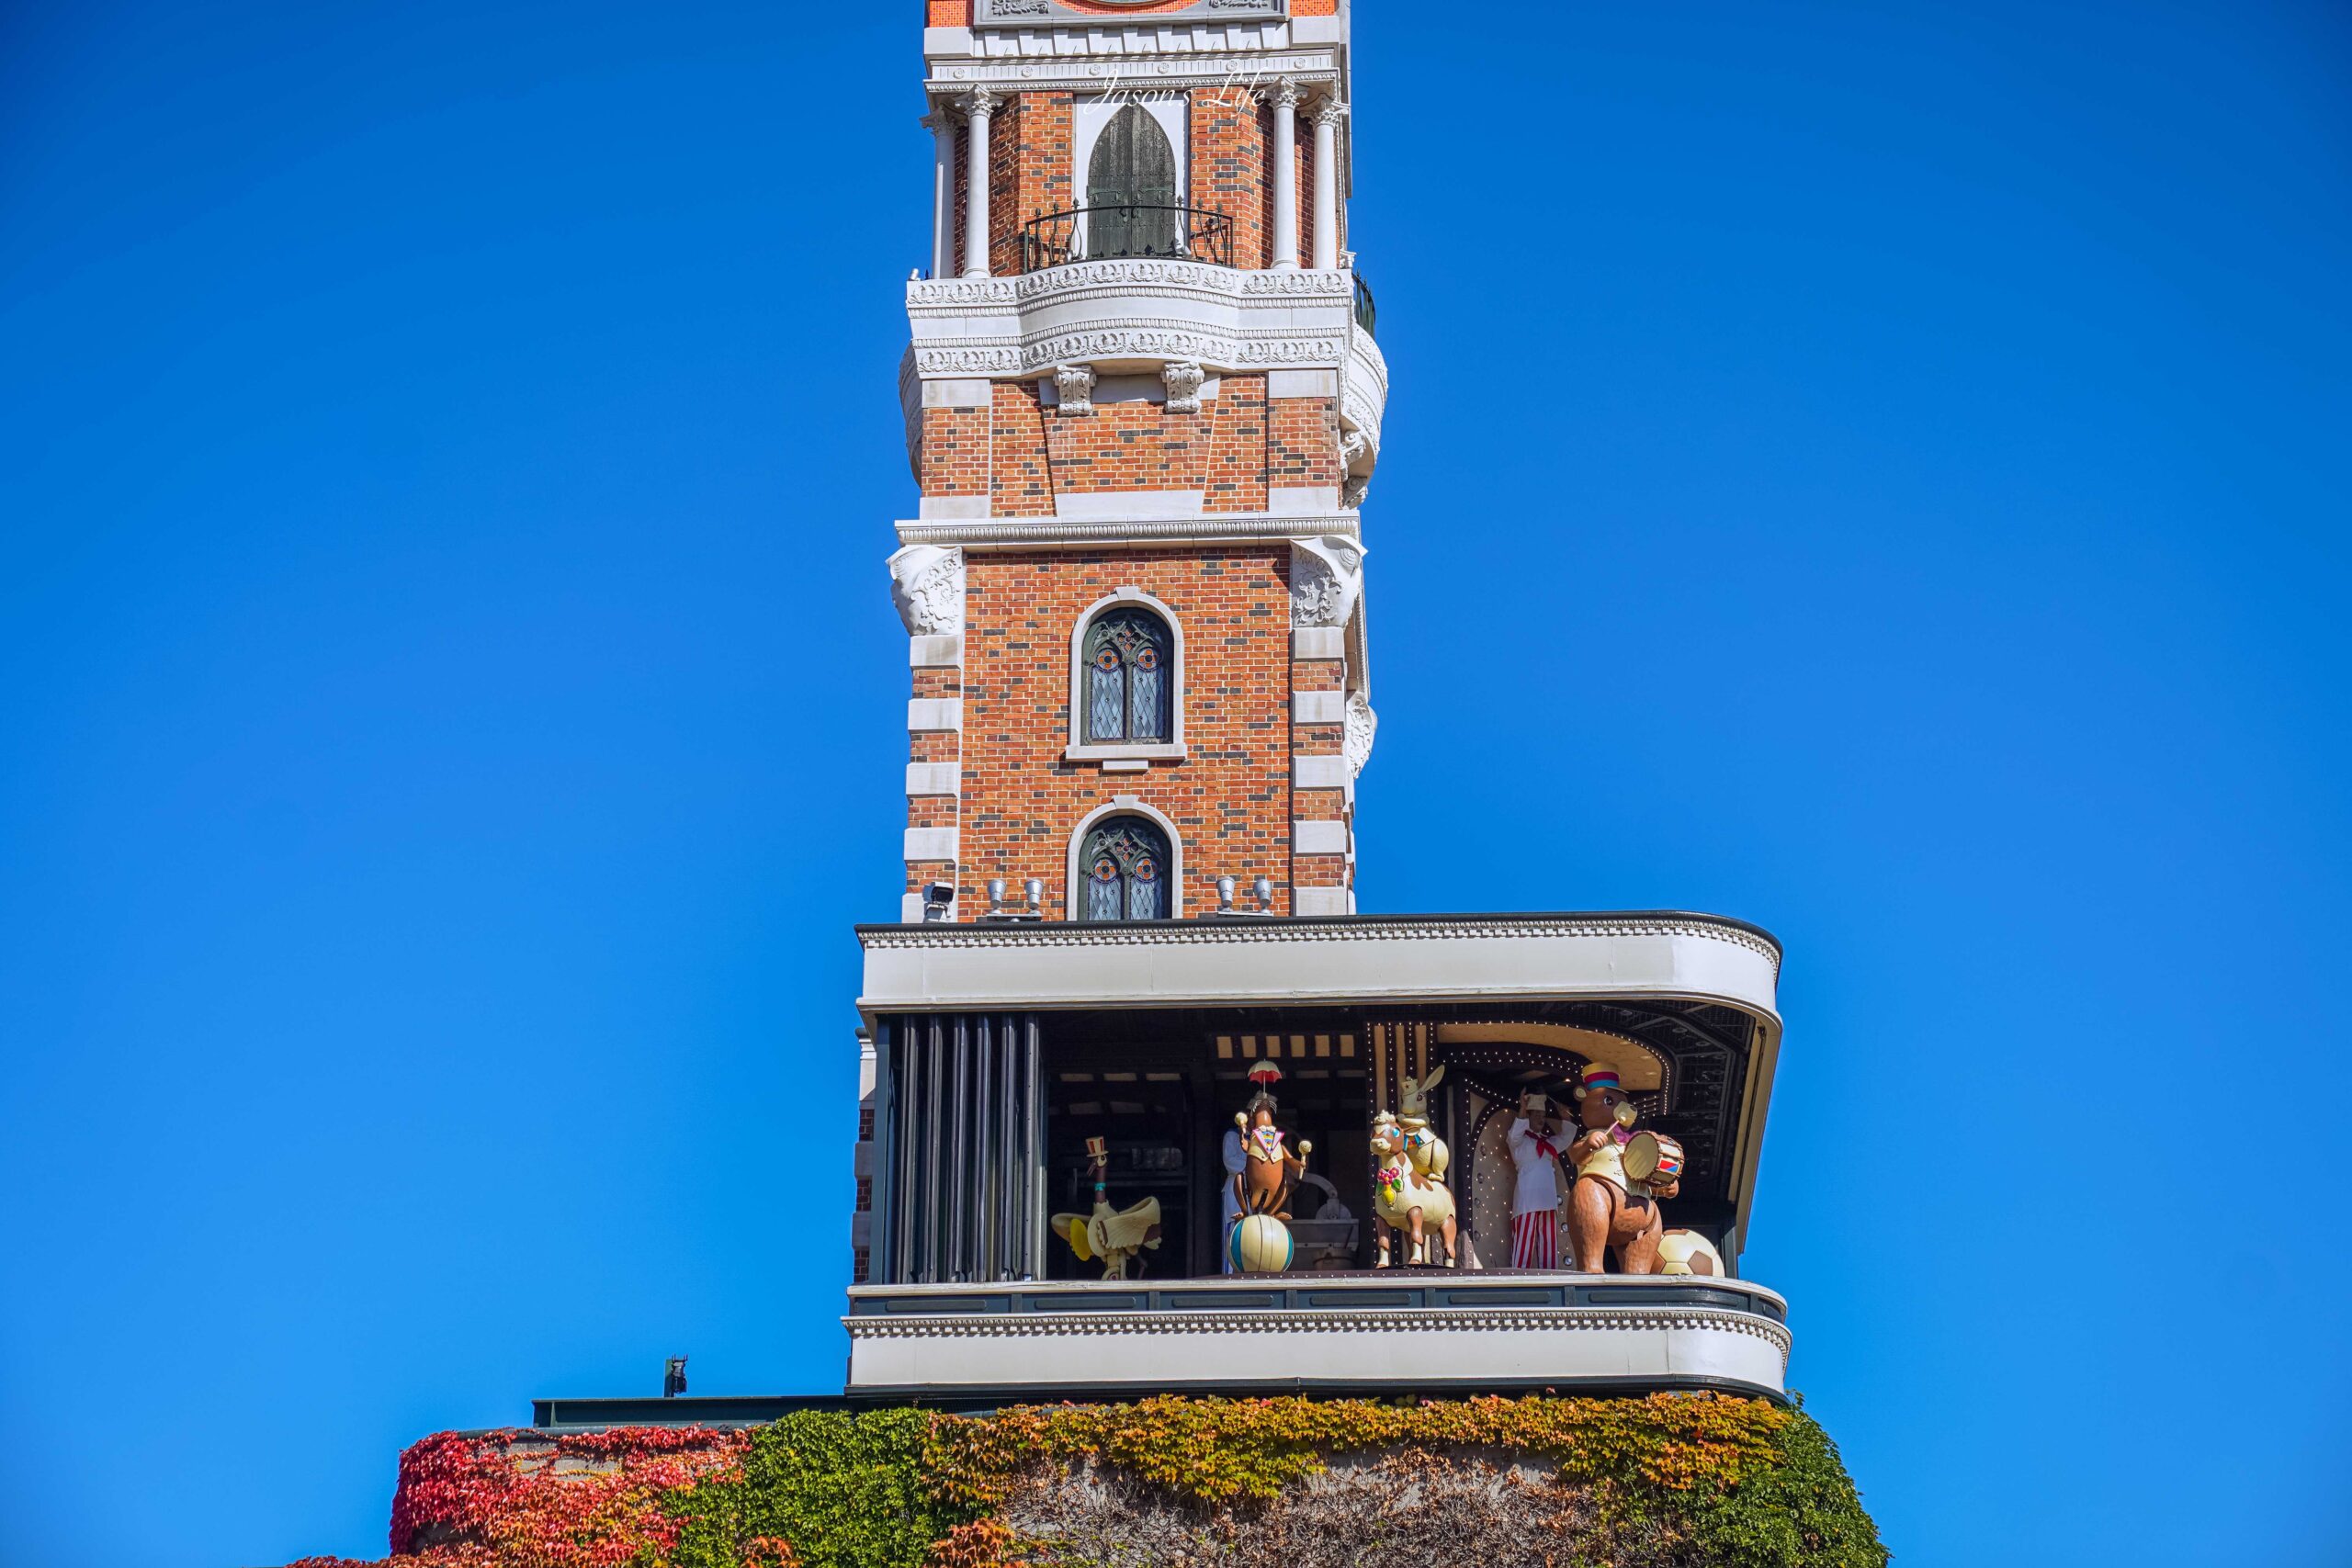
973, 0, 1285, 26
855, 912, 1786, 973
842, 1306, 1792, 1367
897, 513, 1363, 550
930, 54, 1337, 98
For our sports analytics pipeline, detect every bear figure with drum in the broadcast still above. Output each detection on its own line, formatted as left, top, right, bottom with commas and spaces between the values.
1565, 1062, 1682, 1274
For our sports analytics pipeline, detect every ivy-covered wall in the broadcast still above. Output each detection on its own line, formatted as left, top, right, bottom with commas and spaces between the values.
286, 1395, 1885, 1568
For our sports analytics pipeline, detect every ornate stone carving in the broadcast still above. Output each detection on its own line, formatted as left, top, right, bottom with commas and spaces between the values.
888, 544, 966, 636
1340, 474, 1371, 510
1269, 76, 1304, 111
1289, 535, 1366, 629
1344, 690, 1377, 779
957, 87, 1003, 120
1054, 363, 1096, 416
1161, 360, 1205, 414
1312, 96, 1350, 129
1339, 427, 1371, 471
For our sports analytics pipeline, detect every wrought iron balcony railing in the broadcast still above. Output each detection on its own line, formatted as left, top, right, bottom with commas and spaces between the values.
1020, 204, 1235, 272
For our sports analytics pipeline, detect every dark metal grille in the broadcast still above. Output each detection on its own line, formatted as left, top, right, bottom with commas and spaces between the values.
1021, 205, 1235, 271
1353, 272, 1377, 335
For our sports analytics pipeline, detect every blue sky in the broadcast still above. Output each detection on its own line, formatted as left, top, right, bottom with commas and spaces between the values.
3, 1, 2348, 1563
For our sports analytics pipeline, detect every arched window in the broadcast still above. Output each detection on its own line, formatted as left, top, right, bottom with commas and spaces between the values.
1085, 104, 1179, 260
1083, 607, 1170, 744
1079, 816, 1172, 922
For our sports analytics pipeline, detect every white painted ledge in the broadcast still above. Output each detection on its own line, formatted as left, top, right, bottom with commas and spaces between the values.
856, 911, 1784, 1020
907, 698, 964, 732
906, 762, 960, 797
1292, 818, 1350, 855
910, 634, 964, 668
1294, 755, 1348, 789
1294, 690, 1345, 724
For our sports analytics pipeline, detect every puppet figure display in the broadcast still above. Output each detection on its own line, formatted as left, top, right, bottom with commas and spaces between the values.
1051, 1136, 1164, 1281
1371, 1111, 1458, 1267
1564, 1063, 1681, 1274
1231, 1065, 1312, 1220
1394, 1065, 1450, 1183
1504, 1089, 1569, 1269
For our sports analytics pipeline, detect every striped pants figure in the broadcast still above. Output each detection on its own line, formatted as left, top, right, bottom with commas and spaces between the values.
1510, 1208, 1559, 1270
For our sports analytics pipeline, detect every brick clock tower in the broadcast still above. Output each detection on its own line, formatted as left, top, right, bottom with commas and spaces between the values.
888, 0, 1382, 926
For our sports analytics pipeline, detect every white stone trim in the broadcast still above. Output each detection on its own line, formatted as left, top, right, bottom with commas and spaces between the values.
1067, 741, 1188, 764
1292, 626, 1346, 660
855, 911, 1789, 1165
922, 378, 992, 408
899, 892, 929, 922
1055, 489, 1205, 521
1292, 818, 1349, 855
908, 698, 965, 732
1293, 886, 1351, 917
905, 263, 1371, 395
845, 1304, 1788, 1397
1293, 690, 1344, 724
916, 494, 991, 521
899, 512, 1361, 549
889, 545, 967, 636
929, 52, 1338, 99
1068, 587, 1187, 761
904, 827, 960, 863
910, 634, 964, 668
906, 762, 960, 797
1268, 368, 1338, 399
1294, 754, 1347, 790
1065, 795, 1186, 921
1270, 485, 1340, 516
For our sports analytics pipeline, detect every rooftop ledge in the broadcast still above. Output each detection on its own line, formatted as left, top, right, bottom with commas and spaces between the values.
855, 908, 1783, 1021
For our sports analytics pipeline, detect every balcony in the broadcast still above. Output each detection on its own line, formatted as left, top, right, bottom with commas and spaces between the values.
1020, 204, 1236, 274
847, 912, 1790, 1402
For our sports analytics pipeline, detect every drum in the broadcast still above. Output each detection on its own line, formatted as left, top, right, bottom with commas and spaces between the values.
1623, 1131, 1686, 1186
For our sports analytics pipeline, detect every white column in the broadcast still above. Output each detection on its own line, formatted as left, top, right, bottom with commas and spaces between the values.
1269, 78, 1301, 270
1311, 97, 1346, 271
960, 89, 999, 279
924, 108, 956, 280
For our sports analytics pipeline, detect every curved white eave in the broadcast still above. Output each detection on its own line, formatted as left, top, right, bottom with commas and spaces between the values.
855, 911, 1781, 1021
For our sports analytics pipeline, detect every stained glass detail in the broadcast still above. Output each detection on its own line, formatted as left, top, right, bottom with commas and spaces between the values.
1081, 608, 1172, 743
1077, 817, 1172, 921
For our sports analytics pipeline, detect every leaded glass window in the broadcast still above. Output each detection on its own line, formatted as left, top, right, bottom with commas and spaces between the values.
1080, 817, 1171, 922
1082, 607, 1171, 744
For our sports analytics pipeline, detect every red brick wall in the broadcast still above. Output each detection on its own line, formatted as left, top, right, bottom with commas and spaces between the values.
921, 378, 1334, 514
990, 93, 1073, 276
1191, 86, 1272, 271
934, 547, 1302, 918
1270, 393, 1341, 489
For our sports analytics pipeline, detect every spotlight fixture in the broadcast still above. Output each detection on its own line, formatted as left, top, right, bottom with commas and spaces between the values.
1024, 877, 1045, 909
987, 877, 1007, 910
1254, 875, 1274, 912
1217, 875, 1238, 912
